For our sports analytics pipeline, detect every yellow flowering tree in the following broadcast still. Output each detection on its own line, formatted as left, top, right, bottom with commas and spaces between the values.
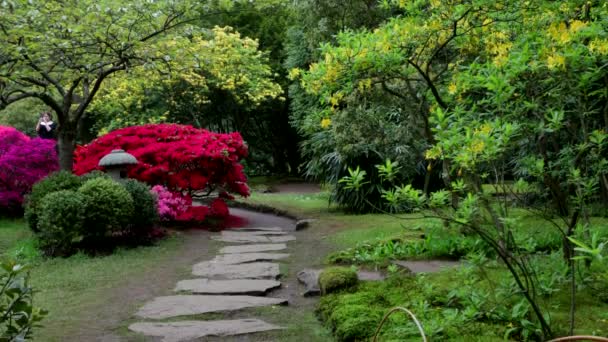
310, 0, 608, 338
89, 26, 283, 135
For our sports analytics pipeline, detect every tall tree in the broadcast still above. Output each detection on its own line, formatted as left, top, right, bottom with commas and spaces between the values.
0, 0, 276, 170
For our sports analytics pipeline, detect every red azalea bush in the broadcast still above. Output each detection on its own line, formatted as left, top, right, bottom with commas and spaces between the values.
0, 126, 58, 215
74, 124, 249, 223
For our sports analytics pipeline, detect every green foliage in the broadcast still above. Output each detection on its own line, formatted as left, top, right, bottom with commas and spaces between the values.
0, 99, 46, 137
122, 179, 158, 237
24, 171, 82, 232
37, 190, 86, 257
78, 178, 134, 237
78, 171, 111, 183
0, 260, 46, 340
318, 266, 358, 295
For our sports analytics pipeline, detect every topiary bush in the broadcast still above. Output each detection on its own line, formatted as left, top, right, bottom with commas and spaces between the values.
79, 170, 111, 182
24, 171, 82, 232
78, 178, 134, 238
122, 179, 158, 239
37, 190, 86, 256
318, 266, 358, 295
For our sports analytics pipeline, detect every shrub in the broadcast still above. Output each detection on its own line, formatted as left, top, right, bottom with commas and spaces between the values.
37, 190, 86, 256
73, 124, 250, 197
150, 185, 191, 221
0, 126, 58, 216
318, 266, 358, 295
209, 198, 229, 218
122, 179, 158, 237
78, 178, 134, 237
79, 170, 111, 182
24, 171, 81, 231
0, 260, 46, 340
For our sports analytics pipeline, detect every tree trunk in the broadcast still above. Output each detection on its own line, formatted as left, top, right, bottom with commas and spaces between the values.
57, 130, 76, 171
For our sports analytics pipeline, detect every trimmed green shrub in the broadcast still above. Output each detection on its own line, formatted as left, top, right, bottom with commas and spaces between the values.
37, 190, 86, 256
24, 171, 82, 232
78, 178, 134, 237
79, 170, 111, 182
319, 266, 358, 295
122, 179, 158, 236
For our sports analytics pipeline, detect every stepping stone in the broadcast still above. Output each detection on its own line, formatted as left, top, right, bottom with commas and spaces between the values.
211, 253, 290, 265
136, 295, 288, 319
236, 227, 284, 232
212, 234, 270, 243
129, 319, 283, 342
224, 230, 287, 236
392, 260, 462, 274
192, 262, 280, 279
357, 271, 386, 281
175, 279, 281, 295
220, 243, 287, 254
297, 269, 321, 297
212, 233, 296, 244
269, 235, 296, 243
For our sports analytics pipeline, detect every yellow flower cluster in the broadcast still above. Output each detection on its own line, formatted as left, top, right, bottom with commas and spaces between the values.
320, 118, 332, 129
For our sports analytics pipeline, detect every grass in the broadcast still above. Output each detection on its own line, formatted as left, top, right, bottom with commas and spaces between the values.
0, 218, 33, 255
0, 218, 187, 341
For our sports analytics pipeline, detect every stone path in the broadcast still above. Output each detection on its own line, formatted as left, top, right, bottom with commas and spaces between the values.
129, 226, 295, 341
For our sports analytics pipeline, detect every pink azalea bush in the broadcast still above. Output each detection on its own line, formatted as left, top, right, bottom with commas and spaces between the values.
0, 126, 58, 215
150, 185, 191, 221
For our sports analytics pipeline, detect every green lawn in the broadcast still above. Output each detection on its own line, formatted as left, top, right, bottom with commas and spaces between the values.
0, 218, 187, 341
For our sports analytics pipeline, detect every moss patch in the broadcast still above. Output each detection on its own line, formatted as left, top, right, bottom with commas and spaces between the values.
318, 266, 358, 295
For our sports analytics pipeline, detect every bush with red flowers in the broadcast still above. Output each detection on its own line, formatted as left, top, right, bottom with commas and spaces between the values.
74, 124, 249, 223
0, 126, 58, 215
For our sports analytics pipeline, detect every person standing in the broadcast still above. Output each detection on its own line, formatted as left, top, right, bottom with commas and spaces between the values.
36, 112, 57, 139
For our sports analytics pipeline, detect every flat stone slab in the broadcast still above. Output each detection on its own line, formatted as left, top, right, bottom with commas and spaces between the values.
220, 243, 287, 254
268, 235, 296, 243
192, 262, 280, 279
212, 234, 270, 243
234, 227, 284, 232
211, 253, 290, 265
224, 230, 287, 236
175, 279, 281, 295
393, 260, 462, 274
297, 269, 321, 297
212, 233, 296, 244
357, 271, 386, 281
136, 295, 288, 319
129, 319, 283, 342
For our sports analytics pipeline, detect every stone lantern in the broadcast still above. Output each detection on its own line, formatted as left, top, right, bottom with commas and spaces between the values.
98, 149, 138, 182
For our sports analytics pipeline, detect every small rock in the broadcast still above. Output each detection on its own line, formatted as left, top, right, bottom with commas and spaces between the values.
295, 219, 315, 231
129, 319, 283, 342
220, 244, 287, 254
297, 269, 321, 297
175, 279, 281, 295
136, 295, 288, 319
192, 262, 280, 279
